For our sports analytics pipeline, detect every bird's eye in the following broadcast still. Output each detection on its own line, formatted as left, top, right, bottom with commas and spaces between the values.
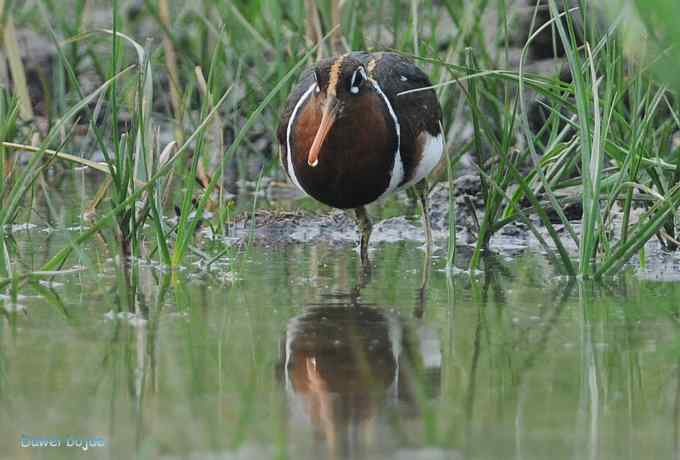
349, 67, 366, 95
313, 70, 321, 93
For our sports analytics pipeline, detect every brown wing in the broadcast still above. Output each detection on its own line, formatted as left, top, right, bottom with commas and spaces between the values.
370, 52, 442, 185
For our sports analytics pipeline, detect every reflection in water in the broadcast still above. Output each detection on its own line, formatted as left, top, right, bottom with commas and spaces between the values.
6, 221, 680, 459
279, 294, 441, 459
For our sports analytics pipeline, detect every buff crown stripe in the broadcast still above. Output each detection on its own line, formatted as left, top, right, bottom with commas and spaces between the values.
328, 55, 346, 97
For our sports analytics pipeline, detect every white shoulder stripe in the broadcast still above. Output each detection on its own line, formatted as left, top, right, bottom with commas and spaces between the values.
369, 77, 404, 198
285, 84, 316, 193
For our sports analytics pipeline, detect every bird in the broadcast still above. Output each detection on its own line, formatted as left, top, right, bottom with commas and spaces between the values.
277, 51, 443, 266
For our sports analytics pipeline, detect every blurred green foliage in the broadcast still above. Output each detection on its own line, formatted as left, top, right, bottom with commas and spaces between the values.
632, 0, 680, 89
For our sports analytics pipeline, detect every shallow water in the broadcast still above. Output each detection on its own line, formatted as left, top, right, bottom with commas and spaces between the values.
2, 179, 680, 460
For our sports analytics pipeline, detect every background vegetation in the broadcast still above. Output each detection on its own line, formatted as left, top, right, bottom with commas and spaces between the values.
1, 0, 680, 285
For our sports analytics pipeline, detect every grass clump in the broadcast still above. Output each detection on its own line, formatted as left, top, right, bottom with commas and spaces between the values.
424, 0, 680, 278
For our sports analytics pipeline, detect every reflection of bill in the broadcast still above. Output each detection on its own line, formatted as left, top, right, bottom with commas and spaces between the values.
278, 304, 441, 458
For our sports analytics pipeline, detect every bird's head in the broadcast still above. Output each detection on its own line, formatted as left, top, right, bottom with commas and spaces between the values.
307, 56, 369, 167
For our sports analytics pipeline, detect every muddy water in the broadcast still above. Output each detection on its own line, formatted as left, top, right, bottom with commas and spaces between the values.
2, 181, 680, 460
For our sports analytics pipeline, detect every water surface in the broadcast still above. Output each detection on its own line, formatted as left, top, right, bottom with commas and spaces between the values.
2, 179, 680, 460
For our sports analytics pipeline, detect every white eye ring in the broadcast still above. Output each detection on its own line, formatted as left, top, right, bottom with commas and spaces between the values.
350, 67, 367, 95
315, 84, 320, 93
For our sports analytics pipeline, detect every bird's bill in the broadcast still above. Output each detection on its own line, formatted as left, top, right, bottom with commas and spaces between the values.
308, 97, 339, 167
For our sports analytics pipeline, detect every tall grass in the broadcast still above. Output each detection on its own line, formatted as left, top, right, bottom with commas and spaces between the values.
423, 0, 680, 278
1, 0, 680, 285
1, 0, 321, 285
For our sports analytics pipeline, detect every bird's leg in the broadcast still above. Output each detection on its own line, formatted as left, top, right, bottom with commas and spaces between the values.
414, 179, 433, 317
414, 179, 433, 258
354, 206, 373, 269
415, 238, 432, 318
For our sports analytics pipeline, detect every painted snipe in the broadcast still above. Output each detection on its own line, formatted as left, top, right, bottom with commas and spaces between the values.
277, 52, 443, 265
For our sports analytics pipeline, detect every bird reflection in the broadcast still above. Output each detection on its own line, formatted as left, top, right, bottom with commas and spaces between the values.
279, 293, 441, 459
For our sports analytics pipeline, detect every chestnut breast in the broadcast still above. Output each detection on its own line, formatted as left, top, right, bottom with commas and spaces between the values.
290, 89, 398, 209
